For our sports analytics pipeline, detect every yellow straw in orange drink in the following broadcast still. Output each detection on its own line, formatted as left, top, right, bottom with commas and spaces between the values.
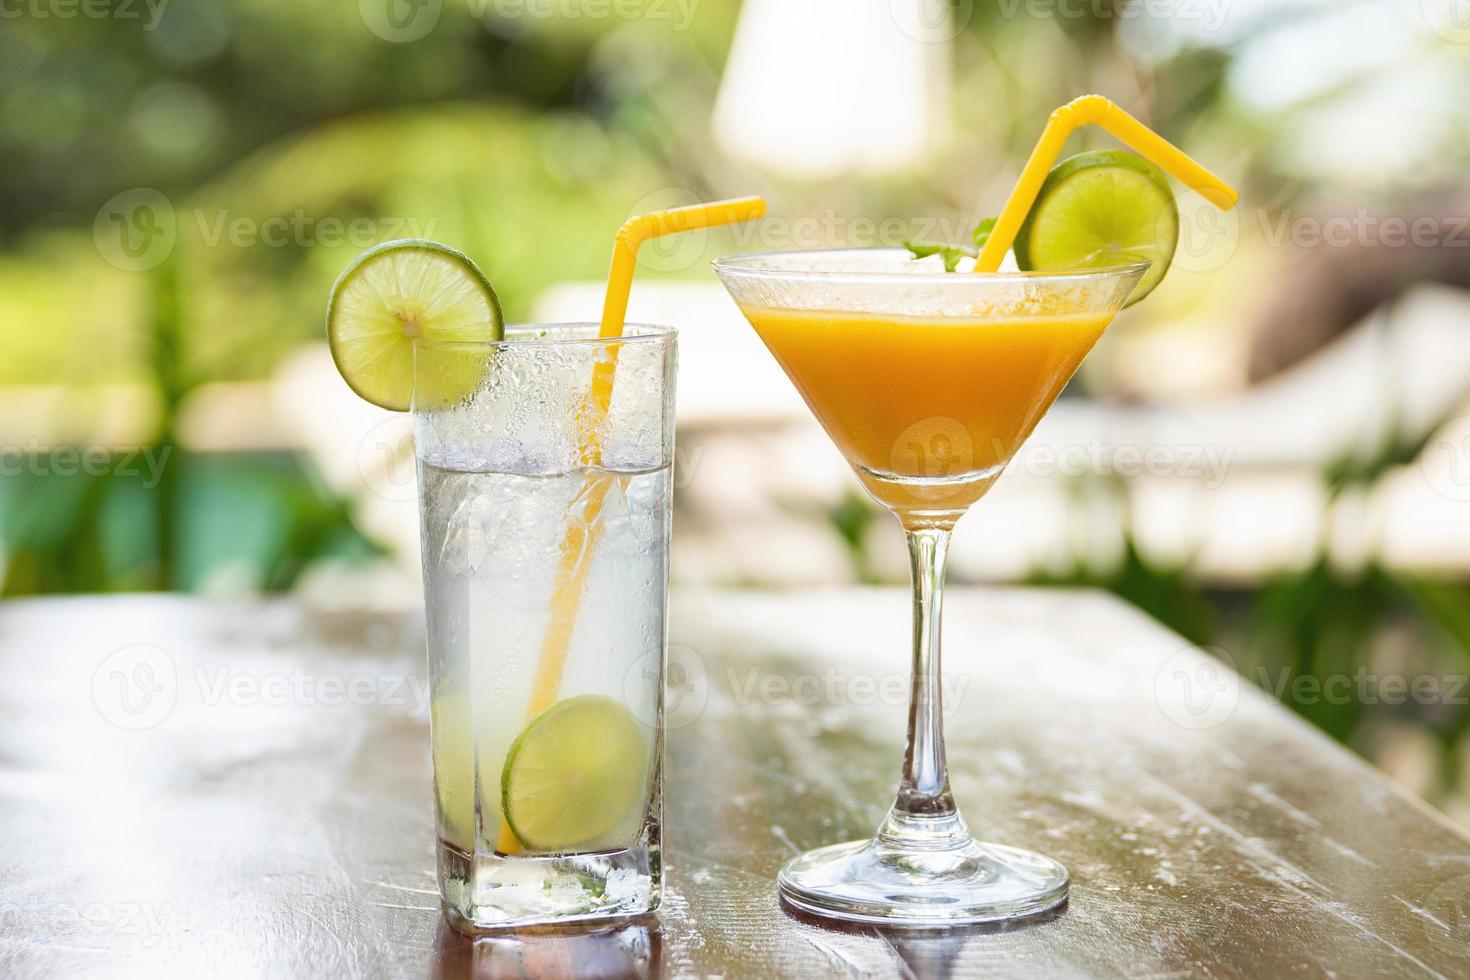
976, 94, 1237, 272
497, 195, 765, 853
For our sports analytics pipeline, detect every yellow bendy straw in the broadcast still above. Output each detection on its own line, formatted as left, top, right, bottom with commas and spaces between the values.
975, 94, 1238, 273
496, 195, 766, 854
597, 196, 767, 339
588, 196, 767, 419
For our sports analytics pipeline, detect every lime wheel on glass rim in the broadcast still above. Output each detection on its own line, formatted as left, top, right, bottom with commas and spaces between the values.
1013, 149, 1180, 306
326, 239, 504, 410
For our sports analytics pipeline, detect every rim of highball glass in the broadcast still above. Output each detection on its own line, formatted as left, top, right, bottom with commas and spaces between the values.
712, 247, 1151, 286
412, 322, 676, 350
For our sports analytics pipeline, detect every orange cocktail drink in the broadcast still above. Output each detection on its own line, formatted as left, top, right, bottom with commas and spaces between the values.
743, 303, 1110, 521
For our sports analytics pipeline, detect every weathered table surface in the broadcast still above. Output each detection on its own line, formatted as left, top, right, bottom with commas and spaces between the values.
2, 590, 1467, 978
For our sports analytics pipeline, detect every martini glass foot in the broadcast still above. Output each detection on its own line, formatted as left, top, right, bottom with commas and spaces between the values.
778, 835, 1068, 927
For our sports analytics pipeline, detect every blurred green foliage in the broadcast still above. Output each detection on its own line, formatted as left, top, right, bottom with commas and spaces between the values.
821, 411, 1470, 803
1041, 416, 1468, 799
0, 257, 382, 595
4, 0, 1470, 813
1, 0, 748, 592
0, 448, 381, 594
0, 1, 748, 387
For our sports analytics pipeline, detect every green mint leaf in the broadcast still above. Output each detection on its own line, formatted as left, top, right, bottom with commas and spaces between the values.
904, 240, 975, 273
972, 217, 997, 250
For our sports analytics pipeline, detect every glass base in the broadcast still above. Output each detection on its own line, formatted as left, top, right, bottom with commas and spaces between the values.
438, 833, 660, 932
778, 835, 1068, 927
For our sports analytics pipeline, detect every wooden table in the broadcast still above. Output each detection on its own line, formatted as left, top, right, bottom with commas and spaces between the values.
2, 590, 1467, 978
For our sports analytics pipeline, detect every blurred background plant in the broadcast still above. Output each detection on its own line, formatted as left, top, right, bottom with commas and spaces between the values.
3, 0, 1470, 822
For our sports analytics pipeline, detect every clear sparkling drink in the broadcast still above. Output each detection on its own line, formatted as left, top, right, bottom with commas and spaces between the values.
413, 325, 675, 930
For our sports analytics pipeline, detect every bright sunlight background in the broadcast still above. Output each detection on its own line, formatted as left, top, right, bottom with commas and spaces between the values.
4, 0, 1470, 823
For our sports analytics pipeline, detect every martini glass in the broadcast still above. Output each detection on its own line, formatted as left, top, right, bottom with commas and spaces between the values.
713, 248, 1147, 925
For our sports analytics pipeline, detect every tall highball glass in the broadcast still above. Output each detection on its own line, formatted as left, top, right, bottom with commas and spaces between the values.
413, 324, 675, 930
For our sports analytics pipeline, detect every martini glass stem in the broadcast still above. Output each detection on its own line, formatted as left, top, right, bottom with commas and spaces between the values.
879, 526, 971, 847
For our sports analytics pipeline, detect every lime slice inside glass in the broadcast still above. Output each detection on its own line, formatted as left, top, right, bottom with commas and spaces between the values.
429, 690, 476, 852
1014, 149, 1179, 306
326, 239, 504, 411
501, 694, 651, 853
